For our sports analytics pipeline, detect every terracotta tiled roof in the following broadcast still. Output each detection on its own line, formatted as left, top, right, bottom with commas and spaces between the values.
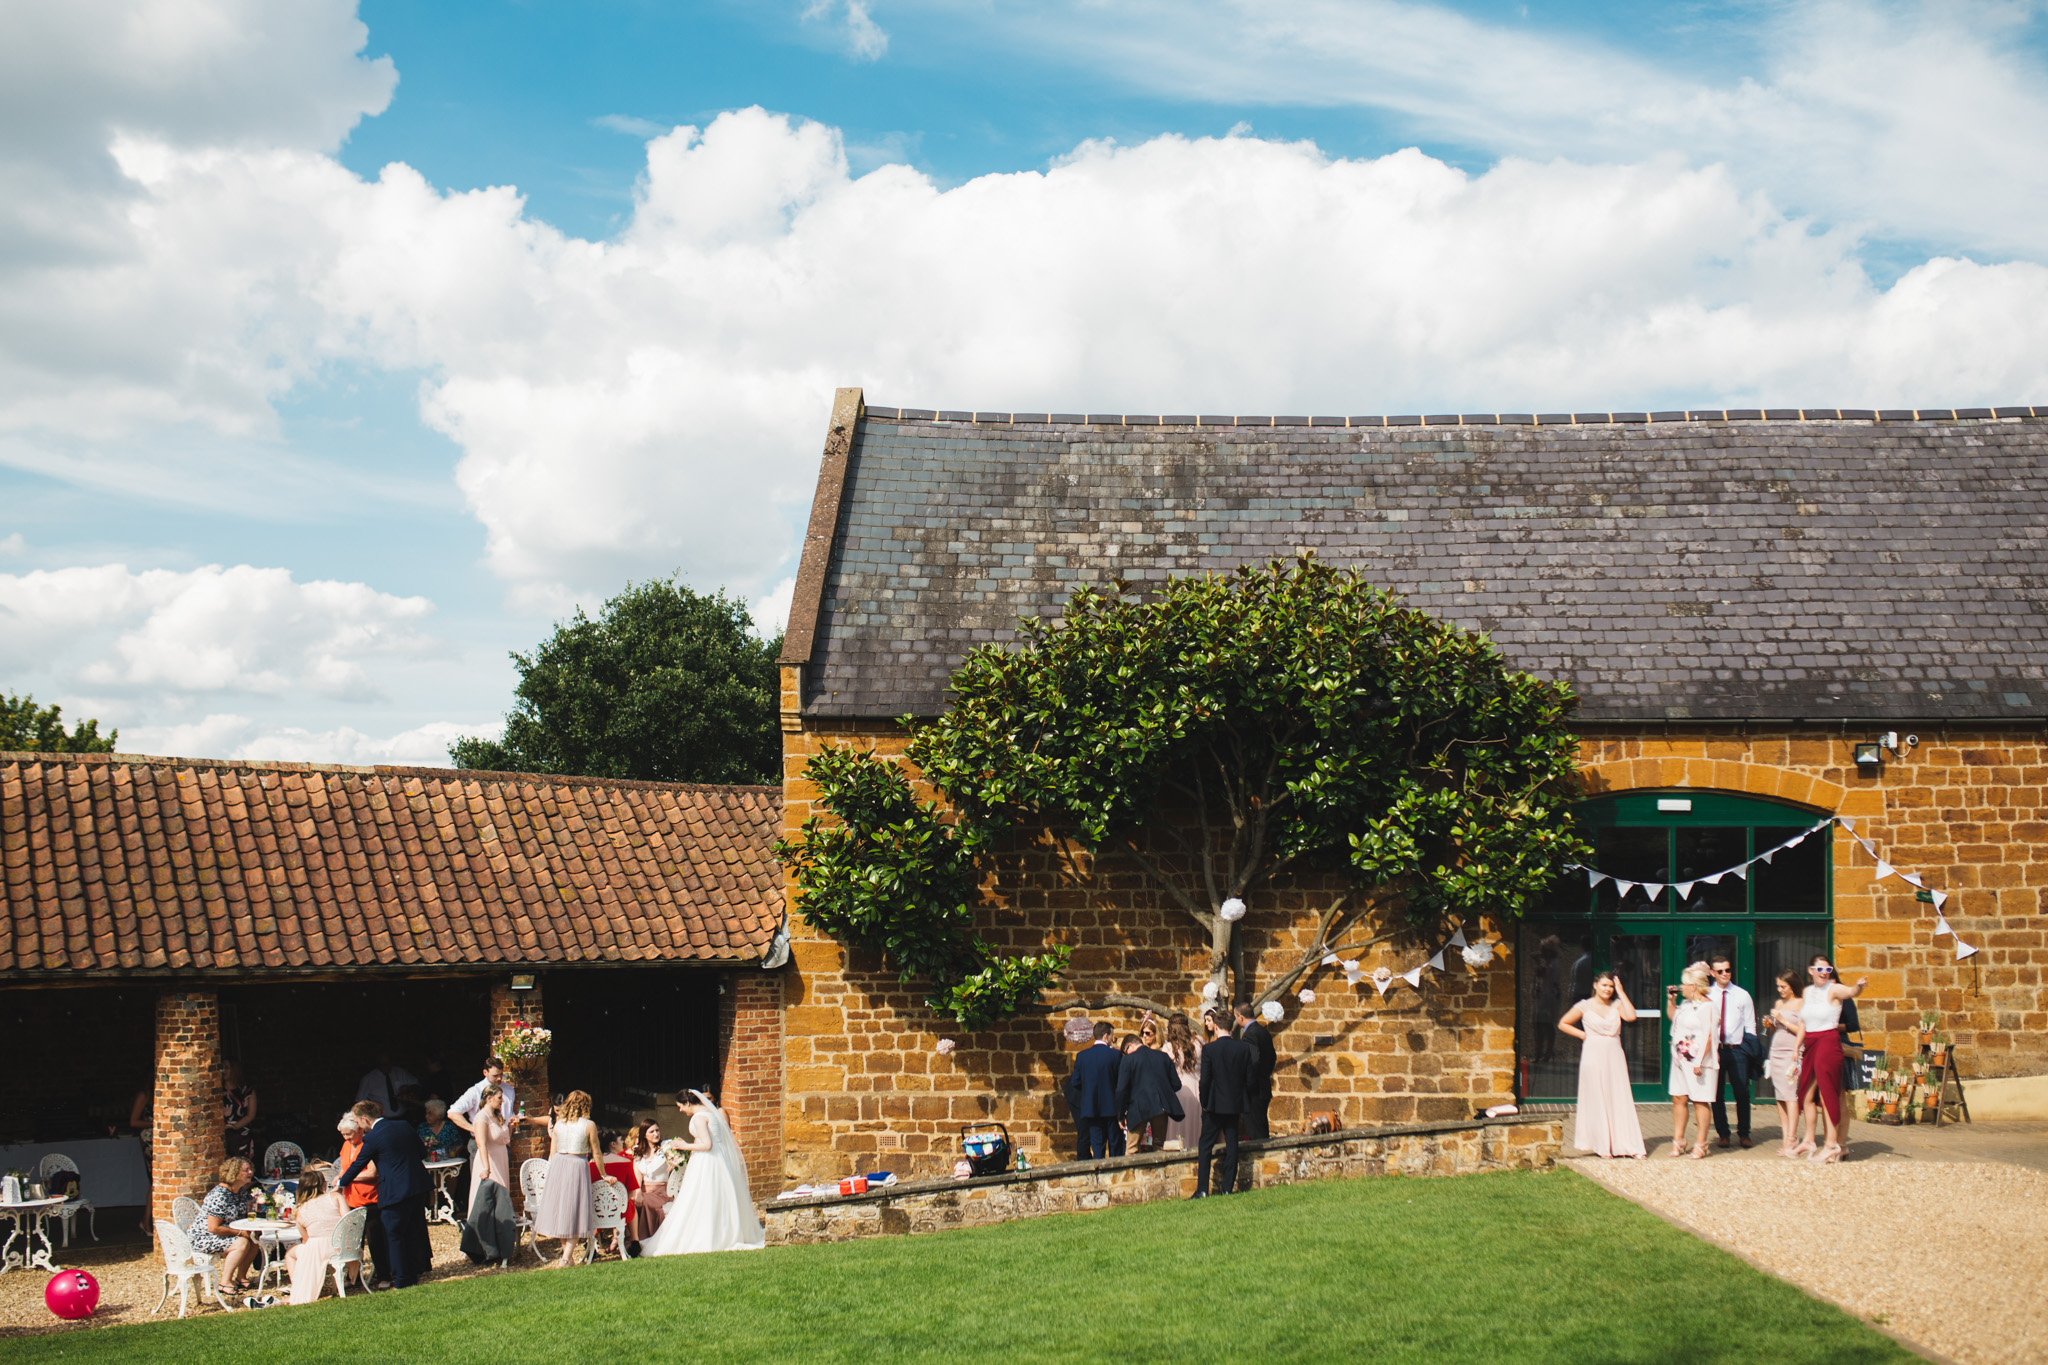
0, 752, 783, 978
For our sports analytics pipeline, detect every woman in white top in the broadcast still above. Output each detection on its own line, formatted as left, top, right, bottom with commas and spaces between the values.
629, 1119, 673, 1239
532, 1089, 598, 1267
1664, 964, 1719, 1158
1795, 953, 1866, 1164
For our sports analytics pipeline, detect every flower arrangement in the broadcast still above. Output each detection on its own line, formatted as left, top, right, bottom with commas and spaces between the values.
493, 1020, 553, 1064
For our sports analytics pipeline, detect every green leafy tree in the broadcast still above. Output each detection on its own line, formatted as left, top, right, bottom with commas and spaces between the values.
1, 693, 118, 753
450, 578, 781, 785
779, 556, 1586, 1027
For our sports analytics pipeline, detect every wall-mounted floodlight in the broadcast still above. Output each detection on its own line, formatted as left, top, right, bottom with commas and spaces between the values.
1852, 742, 1883, 777
510, 973, 537, 992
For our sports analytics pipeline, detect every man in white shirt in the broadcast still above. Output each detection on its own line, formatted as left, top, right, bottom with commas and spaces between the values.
448, 1058, 517, 1140
356, 1053, 420, 1121
1706, 955, 1759, 1148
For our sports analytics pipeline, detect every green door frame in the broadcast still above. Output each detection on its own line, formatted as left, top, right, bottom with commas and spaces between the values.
1517, 789, 1835, 1104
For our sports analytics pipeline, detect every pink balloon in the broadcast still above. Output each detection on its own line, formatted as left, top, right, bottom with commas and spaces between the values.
45, 1268, 99, 1320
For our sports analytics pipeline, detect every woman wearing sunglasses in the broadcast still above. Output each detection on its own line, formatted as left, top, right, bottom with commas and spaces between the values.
1795, 954, 1867, 1163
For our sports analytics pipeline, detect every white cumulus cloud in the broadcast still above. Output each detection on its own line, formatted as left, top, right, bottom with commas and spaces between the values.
0, 563, 436, 701
117, 713, 493, 768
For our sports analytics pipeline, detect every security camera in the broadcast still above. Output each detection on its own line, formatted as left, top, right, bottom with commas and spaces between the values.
1904, 734, 1919, 748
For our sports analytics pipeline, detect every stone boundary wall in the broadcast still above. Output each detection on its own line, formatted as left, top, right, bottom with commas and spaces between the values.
763, 1115, 1562, 1245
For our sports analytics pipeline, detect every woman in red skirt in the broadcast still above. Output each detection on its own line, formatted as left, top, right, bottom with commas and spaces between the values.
1795, 954, 1866, 1164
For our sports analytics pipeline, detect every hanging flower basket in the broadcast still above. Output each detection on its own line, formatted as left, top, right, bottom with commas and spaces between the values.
494, 1019, 553, 1064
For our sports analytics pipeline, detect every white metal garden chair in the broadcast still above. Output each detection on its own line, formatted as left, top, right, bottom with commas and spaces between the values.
171, 1195, 202, 1233
517, 1158, 549, 1263
588, 1178, 629, 1263
152, 1219, 232, 1317
327, 1206, 373, 1298
36, 1153, 94, 1246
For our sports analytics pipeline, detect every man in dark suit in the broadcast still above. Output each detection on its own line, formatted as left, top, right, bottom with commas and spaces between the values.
1236, 1001, 1277, 1139
1195, 1009, 1252, 1196
1063, 1022, 1122, 1160
338, 1100, 432, 1287
1114, 1029, 1185, 1150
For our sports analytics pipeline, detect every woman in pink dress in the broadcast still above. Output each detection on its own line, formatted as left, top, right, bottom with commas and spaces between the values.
284, 1167, 350, 1304
1557, 972, 1646, 1158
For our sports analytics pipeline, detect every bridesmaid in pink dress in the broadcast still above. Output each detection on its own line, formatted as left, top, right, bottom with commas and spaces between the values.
1558, 972, 1647, 1158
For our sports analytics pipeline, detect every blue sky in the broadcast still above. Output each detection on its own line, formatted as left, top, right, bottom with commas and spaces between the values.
2, 0, 2046, 766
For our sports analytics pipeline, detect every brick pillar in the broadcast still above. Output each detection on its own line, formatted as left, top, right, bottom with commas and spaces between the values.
488, 979, 550, 1214
152, 989, 225, 1224
719, 968, 785, 1199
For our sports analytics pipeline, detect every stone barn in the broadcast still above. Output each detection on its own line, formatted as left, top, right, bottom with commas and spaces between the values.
771, 389, 2048, 1184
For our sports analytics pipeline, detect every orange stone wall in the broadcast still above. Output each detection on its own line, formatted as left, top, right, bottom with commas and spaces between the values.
778, 671, 1516, 1184
1580, 726, 2048, 1078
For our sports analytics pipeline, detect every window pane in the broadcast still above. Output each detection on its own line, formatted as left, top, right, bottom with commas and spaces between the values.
1592, 827, 1669, 913
1675, 827, 1749, 915
1755, 922, 1830, 1003
1605, 933, 1665, 1085
1753, 826, 1827, 916
1518, 924, 1589, 1099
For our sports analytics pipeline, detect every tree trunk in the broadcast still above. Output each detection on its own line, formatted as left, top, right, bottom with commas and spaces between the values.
1206, 915, 1232, 1008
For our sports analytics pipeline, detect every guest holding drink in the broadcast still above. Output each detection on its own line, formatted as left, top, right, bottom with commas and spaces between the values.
458, 1084, 517, 1266
1761, 969, 1807, 1156
417, 1099, 464, 1162
1557, 971, 1645, 1158
1796, 954, 1866, 1164
1665, 966, 1719, 1158
335, 1114, 386, 1287
630, 1120, 673, 1239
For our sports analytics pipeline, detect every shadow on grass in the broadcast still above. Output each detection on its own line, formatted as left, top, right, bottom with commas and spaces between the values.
8, 1170, 1914, 1365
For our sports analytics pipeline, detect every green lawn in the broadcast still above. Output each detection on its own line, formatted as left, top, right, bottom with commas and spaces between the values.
16, 1170, 1909, 1365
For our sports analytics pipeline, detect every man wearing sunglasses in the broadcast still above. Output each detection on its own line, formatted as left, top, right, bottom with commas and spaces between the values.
1706, 955, 1760, 1149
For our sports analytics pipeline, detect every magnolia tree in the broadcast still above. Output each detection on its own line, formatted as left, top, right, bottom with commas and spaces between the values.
775, 557, 1587, 1029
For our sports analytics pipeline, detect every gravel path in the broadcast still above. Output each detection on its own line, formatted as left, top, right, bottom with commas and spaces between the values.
0, 1217, 547, 1340
1577, 1156, 2048, 1365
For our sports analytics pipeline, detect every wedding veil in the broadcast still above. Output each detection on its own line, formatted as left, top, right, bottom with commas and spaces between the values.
691, 1089, 764, 1247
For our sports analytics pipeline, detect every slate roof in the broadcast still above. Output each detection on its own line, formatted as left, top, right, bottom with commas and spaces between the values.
0, 753, 783, 979
784, 400, 2048, 723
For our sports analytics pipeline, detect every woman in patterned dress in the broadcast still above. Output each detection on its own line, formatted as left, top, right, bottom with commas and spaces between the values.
186, 1156, 264, 1292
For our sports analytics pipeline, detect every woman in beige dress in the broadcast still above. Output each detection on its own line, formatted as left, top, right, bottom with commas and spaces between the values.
1760, 969, 1807, 1156
1162, 1014, 1202, 1151
284, 1168, 350, 1304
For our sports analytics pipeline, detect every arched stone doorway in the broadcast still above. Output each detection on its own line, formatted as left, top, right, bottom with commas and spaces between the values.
1518, 789, 1834, 1102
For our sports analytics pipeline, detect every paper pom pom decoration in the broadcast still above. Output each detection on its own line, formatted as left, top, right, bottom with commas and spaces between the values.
1063, 1017, 1095, 1044
1260, 1000, 1284, 1023
1297, 988, 1315, 1004
935, 1039, 956, 1054
1219, 898, 1247, 922
1201, 980, 1220, 1000
1460, 941, 1495, 966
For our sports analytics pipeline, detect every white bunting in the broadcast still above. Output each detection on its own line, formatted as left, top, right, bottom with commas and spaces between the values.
1873, 860, 1896, 881
1449, 928, 1469, 950
1401, 966, 1424, 988
1674, 882, 1695, 901
1839, 817, 1855, 833
1615, 881, 1637, 899
1857, 836, 1880, 858
1758, 851, 1776, 865
1728, 865, 1748, 880
1956, 939, 1979, 961
1426, 950, 1446, 972
1931, 890, 1948, 910
1372, 974, 1393, 997
1934, 916, 1953, 938
1642, 883, 1666, 901
1322, 953, 1342, 966
1702, 873, 1723, 886
1587, 869, 1610, 888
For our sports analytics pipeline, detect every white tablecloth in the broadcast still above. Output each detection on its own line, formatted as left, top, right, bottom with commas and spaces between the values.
0, 1136, 150, 1208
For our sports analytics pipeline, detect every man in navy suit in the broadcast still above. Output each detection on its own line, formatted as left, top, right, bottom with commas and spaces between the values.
1235, 1000, 1277, 1139
339, 1100, 432, 1287
1196, 1009, 1253, 1196
1063, 1022, 1122, 1160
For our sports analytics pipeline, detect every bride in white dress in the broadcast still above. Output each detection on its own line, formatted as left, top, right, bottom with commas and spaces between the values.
641, 1090, 764, 1256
